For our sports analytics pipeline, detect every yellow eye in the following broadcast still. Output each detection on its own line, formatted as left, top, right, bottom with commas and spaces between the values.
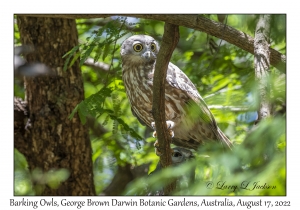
133, 43, 143, 52
151, 43, 156, 52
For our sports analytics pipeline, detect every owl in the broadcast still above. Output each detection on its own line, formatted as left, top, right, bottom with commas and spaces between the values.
147, 147, 195, 195
121, 35, 232, 150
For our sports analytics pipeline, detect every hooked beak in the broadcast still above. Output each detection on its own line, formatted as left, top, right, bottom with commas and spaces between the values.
141, 50, 155, 61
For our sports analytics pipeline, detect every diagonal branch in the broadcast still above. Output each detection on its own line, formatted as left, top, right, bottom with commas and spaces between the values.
19, 14, 286, 72
152, 23, 179, 195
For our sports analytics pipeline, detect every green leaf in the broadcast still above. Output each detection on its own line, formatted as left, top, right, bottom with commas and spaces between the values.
69, 104, 79, 120
14, 149, 28, 170
78, 106, 87, 125
63, 45, 80, 71
68, 51, 81, 68
62, 45, 80, 58
80, 45, 95, 66
46, 169, 70, 189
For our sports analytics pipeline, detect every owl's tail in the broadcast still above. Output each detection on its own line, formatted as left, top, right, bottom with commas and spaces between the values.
217, 127, 233, 150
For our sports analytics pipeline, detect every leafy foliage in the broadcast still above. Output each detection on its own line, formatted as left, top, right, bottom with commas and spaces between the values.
14, 149, 70, 195
69, 86, 143, 142
14, 15, 286, 195
14, 149, 34, 195
64, 16, 130, 71
126, 117, 286, 196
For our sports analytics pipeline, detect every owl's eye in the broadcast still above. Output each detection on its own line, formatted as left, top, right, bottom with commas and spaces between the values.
133, 43, 143, 52
151, 43, 156, 52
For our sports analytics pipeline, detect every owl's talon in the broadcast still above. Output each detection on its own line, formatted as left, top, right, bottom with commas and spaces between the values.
169, 130, 174, 138
154, 140, 159, 148
151, 121, 175, 138
152, 121, 175, 156
152, 131, 157, 138
155, 148, 163, 156
151, 122, 156, 130
166, 120, 175, 130
154, 140, 162, 156
154, 142, 174, 157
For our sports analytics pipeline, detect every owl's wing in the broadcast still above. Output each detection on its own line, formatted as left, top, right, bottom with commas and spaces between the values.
131, 107, 147, 126
166, 63, 232, 148
166, 63, 217, 127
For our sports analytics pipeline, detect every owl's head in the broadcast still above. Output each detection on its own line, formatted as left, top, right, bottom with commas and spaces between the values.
120, 35, 160, 65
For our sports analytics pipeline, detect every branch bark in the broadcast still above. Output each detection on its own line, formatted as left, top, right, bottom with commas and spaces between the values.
254, 15, 272, 122
152, 23, 179, 195
84, 58, 110, 72
19, 14, 286, 72
14, 97, 30, 157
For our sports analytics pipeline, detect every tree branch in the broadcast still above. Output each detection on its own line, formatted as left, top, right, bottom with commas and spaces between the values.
254, 15, 272, 122
77, 18, 145, 33
19, 14, 286, 72
83, 58, 110, 72
208, 105, 249, 112
152, 23, 179, 195
204, 85, 242, 99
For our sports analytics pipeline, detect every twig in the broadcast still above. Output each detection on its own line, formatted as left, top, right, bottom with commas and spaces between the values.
208, 105, 249, 111
204, 85, 242, 99
83, 58, 110, 72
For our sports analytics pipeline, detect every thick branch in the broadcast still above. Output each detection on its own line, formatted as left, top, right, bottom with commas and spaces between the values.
19, 14, 286, 72
152, 23, 179, 195
254, 15, 272, 122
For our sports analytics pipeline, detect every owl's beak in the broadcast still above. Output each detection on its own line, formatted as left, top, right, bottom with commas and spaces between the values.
142, 50, 155, 61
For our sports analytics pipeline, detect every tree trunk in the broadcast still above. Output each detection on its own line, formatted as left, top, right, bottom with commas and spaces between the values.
254, 15, 272, 122
15, 16, 95, 195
